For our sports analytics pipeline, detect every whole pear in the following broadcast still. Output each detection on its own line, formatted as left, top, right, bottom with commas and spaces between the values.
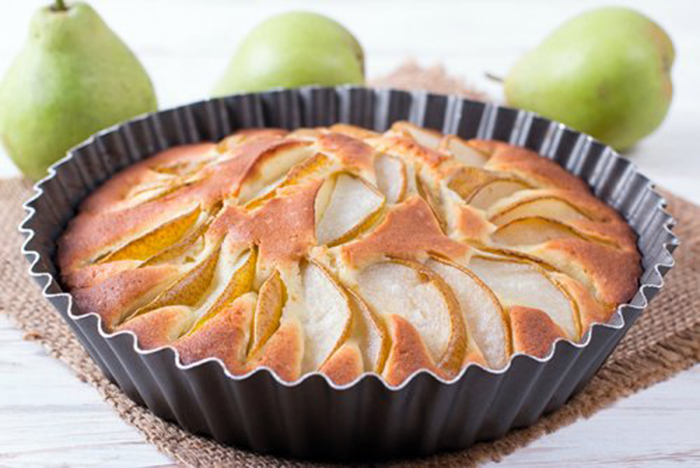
505, 7, 674, 151
213, 11, 364, 96
0, 1, 157, 180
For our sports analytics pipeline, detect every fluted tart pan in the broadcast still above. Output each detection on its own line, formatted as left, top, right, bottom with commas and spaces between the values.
20, 86, 677, 461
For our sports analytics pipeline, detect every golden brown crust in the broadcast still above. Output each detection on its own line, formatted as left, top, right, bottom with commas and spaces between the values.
510, 306, 566, 359
250, 318, 304, 382
452, 204, 496, 243
174, 295, 254, 373
316, 132, 374, 174
484, 142, 590, 192
531, 239, 641, 306
209, 180, 321, 269
382, 315, 441, 386
63, 260, 141, 290
319, 341, 364, 385
71, 265, 181, 328
329, 124, 380, 140
219, 128, 288, 150
342, 196, 469, 267
553, 274, 609, 332
370, 135, 447, 168
79, 143, 217, 214
116, 305, 193, 350
58, 124, 641, 385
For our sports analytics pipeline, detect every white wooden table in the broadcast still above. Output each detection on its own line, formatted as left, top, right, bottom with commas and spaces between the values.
1, 0, 698, 466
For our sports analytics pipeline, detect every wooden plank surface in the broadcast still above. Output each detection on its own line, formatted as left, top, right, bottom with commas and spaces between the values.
0, 0, 698, 466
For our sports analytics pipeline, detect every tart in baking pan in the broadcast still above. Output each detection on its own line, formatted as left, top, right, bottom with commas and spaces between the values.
57, 121, 640, 386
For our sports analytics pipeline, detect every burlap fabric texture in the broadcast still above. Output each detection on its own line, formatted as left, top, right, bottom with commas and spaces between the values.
1, 64, 698, 467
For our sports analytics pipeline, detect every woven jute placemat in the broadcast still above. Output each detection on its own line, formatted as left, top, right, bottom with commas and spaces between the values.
1, 64, 699, 467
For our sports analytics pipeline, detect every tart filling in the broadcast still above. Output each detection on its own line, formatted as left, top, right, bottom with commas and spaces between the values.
58, 122, 640, 386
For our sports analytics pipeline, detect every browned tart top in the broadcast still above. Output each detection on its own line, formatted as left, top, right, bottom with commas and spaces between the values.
57, 122, 640, 386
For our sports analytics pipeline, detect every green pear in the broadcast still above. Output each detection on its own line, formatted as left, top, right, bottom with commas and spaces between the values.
212, 11, 364, 96
505, 7, 674, 151
0, 1, 158, 180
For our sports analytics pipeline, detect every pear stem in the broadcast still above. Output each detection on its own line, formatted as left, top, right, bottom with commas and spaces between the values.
485, 72, 505, 84
53, 0, 68, 11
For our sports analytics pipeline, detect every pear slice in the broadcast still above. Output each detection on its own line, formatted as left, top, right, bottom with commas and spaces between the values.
468, 255, 579, 340
141, 218, 211, 267
490, 195, 590, 226
236, 142, 313, 204
415, 173, 447, 232
447, 167, 530, 210
152, 158, 211, 177
131, 245, 221, 318
356, 259, 467, 375
347, 289, 390, 373
319, 341, 364, 385
374, 153, 407, 204
493, 216, 617, 249
97, 206, 202, 264
440, 136, 488, 167
248, 270, 286, 358
246, 153, 333, 210
118, 305, 195, 350
447, 167, 493, 199
329, 123, 380, 140
426, 257, 510, 369
391, 121, 443, 149
468, 179, 531, 210
190, 248, 257, 333
299, 260, 354, 372
493, 216, 583, 246
315, 173, 385, 246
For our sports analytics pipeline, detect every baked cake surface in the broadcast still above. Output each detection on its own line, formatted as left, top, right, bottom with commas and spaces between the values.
58, 122, 640, 386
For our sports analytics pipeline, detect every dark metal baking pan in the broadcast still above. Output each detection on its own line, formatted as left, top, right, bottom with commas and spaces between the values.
20, 86, 677, 461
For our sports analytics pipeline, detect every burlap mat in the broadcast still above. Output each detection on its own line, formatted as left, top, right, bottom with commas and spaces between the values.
1, 65, 699, 467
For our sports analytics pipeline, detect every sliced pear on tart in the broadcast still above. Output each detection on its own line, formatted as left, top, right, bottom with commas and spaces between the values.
118, 305, 195, 350
97, 205, 203, 264
315, 173, 385, 246
175, 293, 257, 373
236, 141, 314, 204
131, 245, 222, 319
447, 167, 530, 210
374, 153, 407, 204
329, 123, 380, 140
189, 247, 257, 333
426, 257, 510, 369
299, 260, 354, 372
439, 135, 489, 168
509, 305, 567, 359
468, 179, 532, 210
415, 173, 448, 233
246, 153, 335, 210
381, 314, 441, 386
390, 121, 444, 149
489, 193, 590, 226
248, 316, 304, 382
492, 216, 618, 249
319, 341, 364, 385
247, 269, 286, 358
347, 288, 390, 374
494, 216, 586, 246
356, 259, 467, 376
468, 254, 580, 341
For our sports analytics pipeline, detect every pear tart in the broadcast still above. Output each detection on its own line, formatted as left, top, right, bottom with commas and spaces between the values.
58, 121, 640, 386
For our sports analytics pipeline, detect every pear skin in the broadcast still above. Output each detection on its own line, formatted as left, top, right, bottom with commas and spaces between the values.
0, 2, 158, 180
505, 7, 674, 151
213, 11, 364, 96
